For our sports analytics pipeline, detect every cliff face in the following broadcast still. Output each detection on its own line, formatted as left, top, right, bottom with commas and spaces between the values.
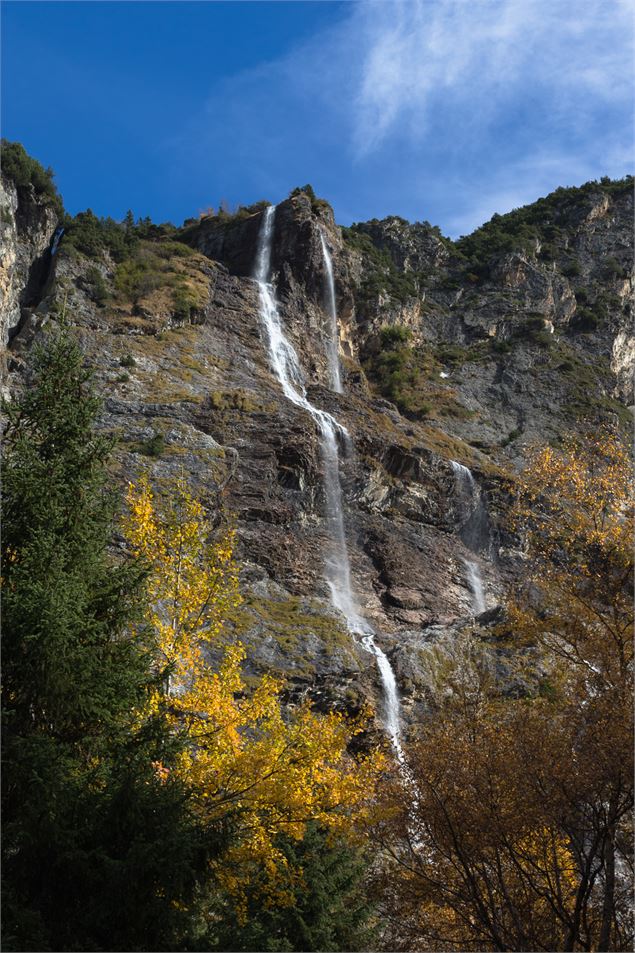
0, 173, 59, 351
2, 175, 632, 734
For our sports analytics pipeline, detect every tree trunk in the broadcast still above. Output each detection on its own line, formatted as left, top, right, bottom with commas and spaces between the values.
598, 820, 616, 951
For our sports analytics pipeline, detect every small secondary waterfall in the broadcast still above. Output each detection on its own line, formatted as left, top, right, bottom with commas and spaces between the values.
463, 558, 486, 615
319, 232, 343, 394
450, 461, 488, 616
254, 206, 402, 755
50, 226, 64, 256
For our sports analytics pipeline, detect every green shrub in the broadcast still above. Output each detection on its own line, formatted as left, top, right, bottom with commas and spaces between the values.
491, 339, 512, 354
172, 287, 197, 321
562, 260, 581, 277
514, 316, 553, 347
602, 257, 624, 279
1, 140, 64, 217
436, 344, 469, 366
114, 255, 163, 304
151, 241, 195, 260
500, 427, 522, 447
380, 325, 412, 346
571, 308, 600, 332
84, 266, 109, 306
135, 433, 165, 458
119, 354, 136, 368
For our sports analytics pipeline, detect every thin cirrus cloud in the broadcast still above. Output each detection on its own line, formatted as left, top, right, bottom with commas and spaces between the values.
351, 0, 632, 153
168, 0, 633, 236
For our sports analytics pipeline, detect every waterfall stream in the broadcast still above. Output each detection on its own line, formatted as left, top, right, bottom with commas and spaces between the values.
450, 460, 488, 615
462, 558, 486, 615
254, 206, 403, 757
319, 232, 343, 394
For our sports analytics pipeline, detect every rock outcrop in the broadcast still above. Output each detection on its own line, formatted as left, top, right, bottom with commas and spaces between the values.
0, 173, 58, 351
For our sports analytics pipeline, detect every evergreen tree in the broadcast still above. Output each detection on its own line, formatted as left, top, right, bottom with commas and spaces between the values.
205, 824, 376, 952
1, 326, 219, 951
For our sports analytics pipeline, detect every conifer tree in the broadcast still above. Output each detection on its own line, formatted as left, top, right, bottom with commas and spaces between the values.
1, 326, 216, 951
207, 823, 376, 952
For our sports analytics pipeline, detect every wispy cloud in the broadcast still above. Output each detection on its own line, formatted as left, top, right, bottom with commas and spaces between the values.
444, 139, 634, 237
168, 0, 634, 233
351, 0, 633, 157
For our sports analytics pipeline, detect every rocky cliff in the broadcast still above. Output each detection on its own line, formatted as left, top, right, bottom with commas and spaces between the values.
2, 168, 632, 738
0, 173, 58, 352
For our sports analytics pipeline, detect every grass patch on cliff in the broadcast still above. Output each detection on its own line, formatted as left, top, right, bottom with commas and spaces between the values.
363, 328, 477, 422
208, 389, 270, 414
129, 433, 166, 458
113, 241, 208, 320
435, 341, 495, 366
227, 595, 356, 679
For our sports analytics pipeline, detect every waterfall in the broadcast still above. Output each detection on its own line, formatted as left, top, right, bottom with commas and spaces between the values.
319, 232, 343, 394
450, 460, 488, 616
50, 226, 64, 256
450, 460, 475, 488
254, 206, 403, 756
462, 558, 486, 615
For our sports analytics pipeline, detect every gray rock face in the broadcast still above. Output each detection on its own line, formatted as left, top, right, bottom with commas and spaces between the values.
2, 177, 632, 738
353, 216, 451, 273
0, 174, 58, 353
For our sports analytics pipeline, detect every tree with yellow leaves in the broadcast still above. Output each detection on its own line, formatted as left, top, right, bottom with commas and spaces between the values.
373, 674, 587, 951
373, 430, 633, 951
510, 428, 634, 952
124, 475, 384, 927
511, 428, 632, 702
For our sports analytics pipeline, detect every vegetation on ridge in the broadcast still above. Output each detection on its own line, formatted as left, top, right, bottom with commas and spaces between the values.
455, 175, 634, 276
1, 139, 64, 217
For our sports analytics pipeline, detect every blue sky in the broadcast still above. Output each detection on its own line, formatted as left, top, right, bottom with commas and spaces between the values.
2, 0, 633, 237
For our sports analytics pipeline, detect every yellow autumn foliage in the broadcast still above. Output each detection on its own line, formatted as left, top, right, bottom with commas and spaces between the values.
124, 475, 384, 913
510, 428, 633, 697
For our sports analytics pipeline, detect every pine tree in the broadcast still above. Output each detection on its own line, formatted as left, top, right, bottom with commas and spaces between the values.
1, 326, 217, 951
205, 824, 376, 952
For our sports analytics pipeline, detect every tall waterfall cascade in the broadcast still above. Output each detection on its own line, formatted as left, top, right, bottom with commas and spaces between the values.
253, 206, 403, 757
319, 232, 343, 394
450, 460, 489, 616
